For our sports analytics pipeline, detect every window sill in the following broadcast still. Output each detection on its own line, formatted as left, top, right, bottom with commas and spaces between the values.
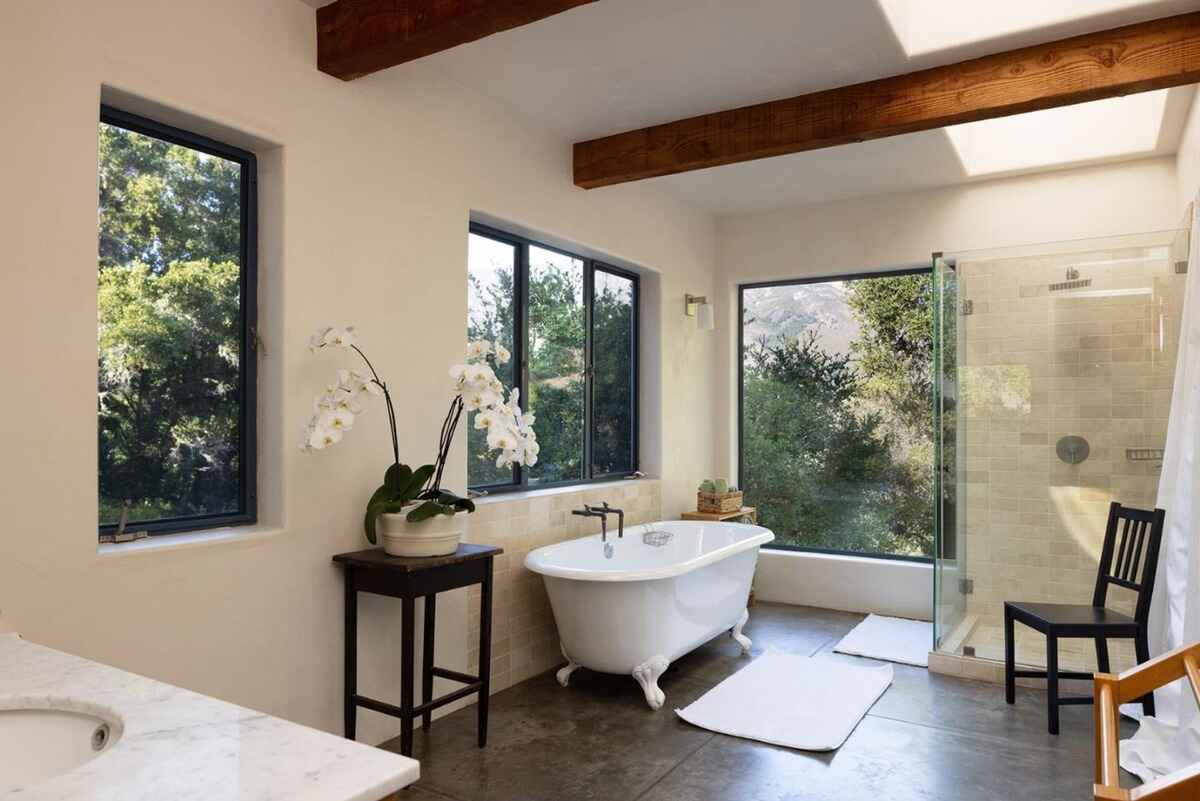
473, 476, 659, 505
96, 523, 285, 559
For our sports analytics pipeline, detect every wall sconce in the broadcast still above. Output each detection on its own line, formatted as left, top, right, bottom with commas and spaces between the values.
685, 294, 714, 331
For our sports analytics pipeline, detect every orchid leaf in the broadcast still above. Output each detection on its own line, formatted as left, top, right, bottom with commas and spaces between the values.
384, 463, 412, 494
433, 490, 475, 514
402, 464, 436, 502
363, 484, 393, 544
406, 500, 457, 523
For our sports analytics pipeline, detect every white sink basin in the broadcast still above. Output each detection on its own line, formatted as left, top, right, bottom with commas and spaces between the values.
0, 704, 121, 791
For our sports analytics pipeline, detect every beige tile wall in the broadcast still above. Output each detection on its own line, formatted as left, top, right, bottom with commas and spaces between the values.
464, 479, 663, 694
950, 244, 1185, 672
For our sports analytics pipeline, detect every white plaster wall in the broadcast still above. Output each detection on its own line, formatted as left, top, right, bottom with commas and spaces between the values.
0, 0, 718, 744
1178, 96, 1200, 210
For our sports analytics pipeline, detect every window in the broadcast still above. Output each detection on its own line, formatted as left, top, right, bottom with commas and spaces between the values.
739, 270, 933, 560
97, 106, 257, 536
467, 225, 638, 492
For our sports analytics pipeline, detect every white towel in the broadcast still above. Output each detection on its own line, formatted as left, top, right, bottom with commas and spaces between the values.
676, 653, 892, 751
833, 613, 932, 667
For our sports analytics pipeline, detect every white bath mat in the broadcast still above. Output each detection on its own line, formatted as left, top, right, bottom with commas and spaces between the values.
675, 653, 892, 751
833, 613, 932, 667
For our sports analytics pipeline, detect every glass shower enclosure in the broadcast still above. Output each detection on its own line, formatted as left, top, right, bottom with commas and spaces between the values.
933, 230, 1189, 673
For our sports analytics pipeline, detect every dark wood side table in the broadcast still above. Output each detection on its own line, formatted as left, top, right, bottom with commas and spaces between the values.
333, 543, 502, 757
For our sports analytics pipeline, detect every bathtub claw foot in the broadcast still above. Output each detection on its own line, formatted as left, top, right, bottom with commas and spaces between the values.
556, 643, 581, 687
732, 608, 751, 654
632, 656, 669, 710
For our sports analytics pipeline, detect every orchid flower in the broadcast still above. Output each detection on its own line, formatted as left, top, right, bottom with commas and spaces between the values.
300, 325, 392, 460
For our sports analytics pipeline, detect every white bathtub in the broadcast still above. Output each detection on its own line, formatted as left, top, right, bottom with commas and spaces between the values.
525, 520, 774, 709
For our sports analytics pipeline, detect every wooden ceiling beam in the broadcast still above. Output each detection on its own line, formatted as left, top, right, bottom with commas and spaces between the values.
318, 0, 599, 81
573, 12, 1200, 189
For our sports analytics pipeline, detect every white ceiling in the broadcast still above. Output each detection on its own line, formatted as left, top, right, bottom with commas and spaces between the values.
306, 0, 1200, 216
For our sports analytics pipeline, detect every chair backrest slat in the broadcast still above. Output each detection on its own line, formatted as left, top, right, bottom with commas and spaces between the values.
1126, 520, 1147, 583
1114, 518, 1133, 582
1093, 501, 1167, 626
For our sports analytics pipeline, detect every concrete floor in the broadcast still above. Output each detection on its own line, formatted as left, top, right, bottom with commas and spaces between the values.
385, 604, 1134, 801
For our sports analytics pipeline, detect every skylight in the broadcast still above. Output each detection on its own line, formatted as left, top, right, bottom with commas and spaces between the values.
877, 0, 1169, 56
943, 90, 1168, 177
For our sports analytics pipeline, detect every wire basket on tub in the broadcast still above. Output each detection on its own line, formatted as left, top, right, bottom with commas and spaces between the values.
697, 490, 744, 514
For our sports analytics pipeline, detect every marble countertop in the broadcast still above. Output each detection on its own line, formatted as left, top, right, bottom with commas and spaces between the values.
0, 634, 419, 800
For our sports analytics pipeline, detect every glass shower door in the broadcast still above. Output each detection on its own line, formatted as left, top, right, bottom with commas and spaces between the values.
934, 254, 966, 650
930, 231, 1185, 671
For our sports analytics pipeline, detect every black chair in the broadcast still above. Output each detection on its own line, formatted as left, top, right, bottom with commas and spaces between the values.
1004, 501, 1166, 734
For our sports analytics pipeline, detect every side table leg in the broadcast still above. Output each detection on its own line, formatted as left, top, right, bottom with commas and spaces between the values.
401, 596, 415, 756
422, 594, 436, 731
344, 573, 357, 740
478, 558, 493, 748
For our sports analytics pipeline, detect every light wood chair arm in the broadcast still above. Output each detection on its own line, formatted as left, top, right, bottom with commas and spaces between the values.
1094, 641, 1200, 800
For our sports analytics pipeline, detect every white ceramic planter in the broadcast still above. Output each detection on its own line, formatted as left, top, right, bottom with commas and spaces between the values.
379, 504, 467, 557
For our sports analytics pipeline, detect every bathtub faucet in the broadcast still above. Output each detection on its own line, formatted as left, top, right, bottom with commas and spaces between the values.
571, 503, 624, 542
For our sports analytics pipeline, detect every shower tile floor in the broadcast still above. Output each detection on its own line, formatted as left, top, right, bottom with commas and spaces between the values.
960, 619, 1139, 674
387, 604, 1137, 801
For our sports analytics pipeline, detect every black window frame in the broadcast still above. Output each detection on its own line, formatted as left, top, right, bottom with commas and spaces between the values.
98, 105, 258, 537
737, 267, 934, 563
468, 223, 639, 495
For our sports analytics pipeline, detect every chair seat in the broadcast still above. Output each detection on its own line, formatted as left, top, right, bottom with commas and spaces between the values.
1005, 601, 1138, 633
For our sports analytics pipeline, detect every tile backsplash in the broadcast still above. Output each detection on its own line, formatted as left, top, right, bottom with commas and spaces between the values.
465, 479, 662, 693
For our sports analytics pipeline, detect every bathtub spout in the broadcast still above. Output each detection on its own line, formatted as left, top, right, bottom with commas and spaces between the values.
571, 506, 609, 541
607, 505, 625, 538
571, 503, 625, 541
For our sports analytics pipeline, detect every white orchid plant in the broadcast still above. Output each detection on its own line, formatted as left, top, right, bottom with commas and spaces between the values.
302, 327, 538, 545
453, 339, 539, 470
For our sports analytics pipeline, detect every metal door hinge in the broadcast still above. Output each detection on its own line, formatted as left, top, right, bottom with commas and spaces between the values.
959, 578, 974, 595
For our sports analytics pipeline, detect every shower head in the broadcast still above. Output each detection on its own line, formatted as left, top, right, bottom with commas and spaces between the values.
1019, 266, 1092, 298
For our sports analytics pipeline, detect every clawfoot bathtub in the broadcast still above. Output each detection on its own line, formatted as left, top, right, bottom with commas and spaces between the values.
525, 520, 773, 710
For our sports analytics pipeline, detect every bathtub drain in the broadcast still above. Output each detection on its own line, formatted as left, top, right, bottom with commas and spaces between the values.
92, 723, 110, 752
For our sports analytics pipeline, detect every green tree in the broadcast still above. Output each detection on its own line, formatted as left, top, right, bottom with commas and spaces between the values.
742, 332, 901, 554
99, 124, 240, 273
467, 266, 517, 486
526, 261, 584, 484
591, 273, 635, 474
741, 272, 936, 558
845, 274, 935, 556
844, 274, 933, 434
97, 123, 244, 525
465, 255, 587, 486
466, 253, 636, 486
